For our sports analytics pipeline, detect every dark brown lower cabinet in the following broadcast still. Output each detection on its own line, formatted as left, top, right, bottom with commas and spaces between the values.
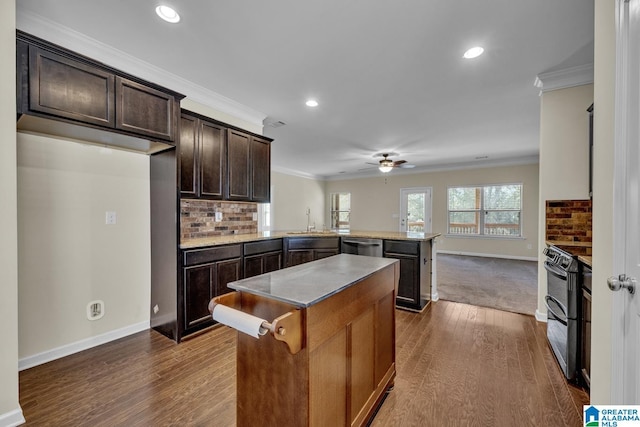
284, 237, 340, 267
383, 240, 432, 311
181, 244, 242, 338
243, 239, 283, 278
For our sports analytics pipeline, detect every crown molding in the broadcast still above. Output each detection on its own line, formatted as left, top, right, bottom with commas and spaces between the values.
271, 165, 325, 181
534, 63, 594, 94
16, 10, 267, 128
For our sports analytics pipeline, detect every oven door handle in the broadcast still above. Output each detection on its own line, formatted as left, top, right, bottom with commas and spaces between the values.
544, 260, 568, 280
544, 295, 568, 326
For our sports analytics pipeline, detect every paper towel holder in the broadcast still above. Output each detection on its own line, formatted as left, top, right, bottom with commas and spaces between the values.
209, 293, 303, 355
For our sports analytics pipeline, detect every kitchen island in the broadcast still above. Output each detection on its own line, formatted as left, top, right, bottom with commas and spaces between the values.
211, 254, 400, 427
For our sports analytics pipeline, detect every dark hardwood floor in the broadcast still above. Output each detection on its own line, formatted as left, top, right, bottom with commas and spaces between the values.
19, 301, 588, 426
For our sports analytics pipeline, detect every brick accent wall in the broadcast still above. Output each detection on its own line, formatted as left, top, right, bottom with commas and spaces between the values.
545, 199, 592, 245
180, 199, 257, 240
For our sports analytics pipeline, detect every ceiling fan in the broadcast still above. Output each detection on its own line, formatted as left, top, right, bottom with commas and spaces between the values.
365, 153, 415, 173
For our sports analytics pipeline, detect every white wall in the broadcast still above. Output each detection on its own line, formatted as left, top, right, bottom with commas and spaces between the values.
591, 0, 615, 404
325, 163, 540, 259
17, 134, 151, 360
0, 0, 23, 424
537, 83, 594, 319
271, 172, 326, 231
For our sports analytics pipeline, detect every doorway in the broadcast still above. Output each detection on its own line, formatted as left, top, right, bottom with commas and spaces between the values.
399, 187, 432, 232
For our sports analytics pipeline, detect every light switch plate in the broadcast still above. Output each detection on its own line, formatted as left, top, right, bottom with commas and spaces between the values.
105, 211, 117, 225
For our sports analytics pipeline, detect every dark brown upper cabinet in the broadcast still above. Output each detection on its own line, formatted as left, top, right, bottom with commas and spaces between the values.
115, 77, 176, 141
227, 129, 271, 202
27, 46, 116, 128
251, 136, 271, 203
179, 110, 272, 202
227, 129, 251, 200
17, 31, 183, 153
180, 113, 226, 199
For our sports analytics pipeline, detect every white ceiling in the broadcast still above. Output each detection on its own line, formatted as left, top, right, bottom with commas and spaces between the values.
16, 0, 594, 179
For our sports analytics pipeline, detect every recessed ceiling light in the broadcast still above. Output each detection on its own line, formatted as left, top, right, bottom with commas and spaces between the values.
305, 99, 319, 107
155, 5, 180, 23
463, 46, 484, 59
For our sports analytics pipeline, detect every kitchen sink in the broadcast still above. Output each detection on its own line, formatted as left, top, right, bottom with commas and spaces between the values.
286, 230, 337, 235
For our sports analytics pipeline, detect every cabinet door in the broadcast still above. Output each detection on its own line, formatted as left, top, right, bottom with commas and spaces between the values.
251, 136, 271, 202
315, 249, 339, 260
385, 252, 420, 306
29, 47, 115, 127
179, 114, 198, 198
115, 76, 175, 141
227, 129, 251, 200
183, 263, 215, 329
215, 258, 242, 296
263, 251, 282, 273
200, 121, 226, 199
287, 250, 315, 267
244, 254, 263, 279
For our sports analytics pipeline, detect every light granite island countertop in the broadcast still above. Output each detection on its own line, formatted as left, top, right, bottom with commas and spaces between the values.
228, 253, 399, 307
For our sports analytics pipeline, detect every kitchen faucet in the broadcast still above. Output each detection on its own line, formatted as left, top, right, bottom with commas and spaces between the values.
306, 208, 315, 232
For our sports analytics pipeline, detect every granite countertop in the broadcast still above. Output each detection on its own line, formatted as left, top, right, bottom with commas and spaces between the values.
228, 254, 398, 308
180, 230, 441, 249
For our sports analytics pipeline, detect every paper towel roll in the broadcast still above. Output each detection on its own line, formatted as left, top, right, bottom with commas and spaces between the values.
212, 304, 268, 338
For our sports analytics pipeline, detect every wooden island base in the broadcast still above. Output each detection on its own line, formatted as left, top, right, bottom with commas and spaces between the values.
212, 255, 399, 427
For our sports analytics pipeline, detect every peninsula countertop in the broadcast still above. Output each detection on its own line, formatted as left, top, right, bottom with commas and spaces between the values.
180, 230, 441, 249
227, 253, 398, 307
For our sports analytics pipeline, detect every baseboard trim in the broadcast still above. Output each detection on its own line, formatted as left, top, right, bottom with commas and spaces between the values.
19, 321, 150, 371
0, 409, 25, 427
437, 250, 538, 262
535, 309, 548, 323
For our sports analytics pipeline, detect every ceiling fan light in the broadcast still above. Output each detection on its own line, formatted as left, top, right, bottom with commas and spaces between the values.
379, 160, 393, 173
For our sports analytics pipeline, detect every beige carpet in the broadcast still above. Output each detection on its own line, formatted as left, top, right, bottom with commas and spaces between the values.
436, 253, 538, 315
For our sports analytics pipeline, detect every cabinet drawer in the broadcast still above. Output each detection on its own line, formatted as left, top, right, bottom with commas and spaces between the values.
383, 240, 419, 255
183, 244, 242, 266
244, 239, 283, 256
287, 237, 340, 250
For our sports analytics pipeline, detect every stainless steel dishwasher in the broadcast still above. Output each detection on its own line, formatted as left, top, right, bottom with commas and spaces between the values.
340, 237, 383, 257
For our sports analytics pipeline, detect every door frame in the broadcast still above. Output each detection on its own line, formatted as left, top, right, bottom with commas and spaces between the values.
611, 0, 636, 403
399, 187, 432, 233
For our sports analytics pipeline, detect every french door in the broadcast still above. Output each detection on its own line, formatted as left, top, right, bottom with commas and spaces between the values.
399, 187, 432, 233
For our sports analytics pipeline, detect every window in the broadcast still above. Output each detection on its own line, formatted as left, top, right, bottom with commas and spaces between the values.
257, 203, 271, 232
330, 193, 351, 229
447, 184, 522, 237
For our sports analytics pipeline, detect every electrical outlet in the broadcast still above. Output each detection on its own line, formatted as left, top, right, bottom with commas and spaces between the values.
527, 243, 533, 250
215, 211, 223, 222
87, 300, 105, 321
252, 212, 258, 221
153, 304, 159, 314
105, 211, 117, 225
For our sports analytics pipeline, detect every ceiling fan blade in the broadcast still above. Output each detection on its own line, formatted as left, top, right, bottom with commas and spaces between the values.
393, 160, 407, 166
398, 164, 416, 168
365, 162, 379, 166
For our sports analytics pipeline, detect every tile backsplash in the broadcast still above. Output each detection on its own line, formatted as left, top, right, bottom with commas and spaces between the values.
545, 199, 592, 245
180, 199, 257, 241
